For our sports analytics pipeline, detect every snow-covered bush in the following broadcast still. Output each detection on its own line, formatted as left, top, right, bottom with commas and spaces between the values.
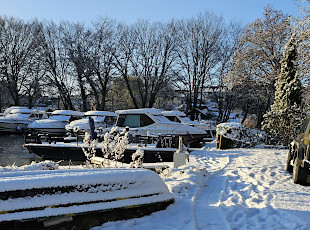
101, 128, 129, 167
216, 122, 266, 149
82, 132, 98, 162
130, 148, 144, 168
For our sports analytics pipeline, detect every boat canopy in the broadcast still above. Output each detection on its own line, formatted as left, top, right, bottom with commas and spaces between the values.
162, 110, 187, 117
116, 108, 162, 116
9, 109, 45, 115
85, 110, 117, 117
51, 110, 84, 117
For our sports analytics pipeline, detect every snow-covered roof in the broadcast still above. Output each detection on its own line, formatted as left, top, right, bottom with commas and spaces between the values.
85, 110, 117, 117
162, 110, 186, 117
4, 106, 28, 114
116, 108, 163, 116
51, 110, 84, 117
9, 109, 45, 115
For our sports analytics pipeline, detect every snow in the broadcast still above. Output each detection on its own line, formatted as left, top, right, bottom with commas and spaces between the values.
162, 110, 186, 116
85, 110, 117, 117
92, 142, 310, 230
217, 122, 266, 146
51, 110, 85, 116
2, 142, 310, 229
116, 108, 163, 115
0, 113, 32, 121
9, 108, 42, 115
0, 168, 172, 222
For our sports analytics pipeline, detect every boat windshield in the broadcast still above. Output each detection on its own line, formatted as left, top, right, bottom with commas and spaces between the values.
49, 115, 71, 121
117, 114, 154, 128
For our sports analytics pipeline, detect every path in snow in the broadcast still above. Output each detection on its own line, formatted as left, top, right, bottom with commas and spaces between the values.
94, 144, 310, 230
194, 146, 310, 230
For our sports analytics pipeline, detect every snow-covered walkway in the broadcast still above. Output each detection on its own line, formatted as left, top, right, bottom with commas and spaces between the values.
95, 142, 310, 230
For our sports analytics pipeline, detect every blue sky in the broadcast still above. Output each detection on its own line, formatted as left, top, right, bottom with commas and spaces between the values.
0, 0, 304, 25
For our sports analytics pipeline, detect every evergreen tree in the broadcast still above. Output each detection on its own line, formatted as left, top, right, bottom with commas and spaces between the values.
262, 34, 305, 146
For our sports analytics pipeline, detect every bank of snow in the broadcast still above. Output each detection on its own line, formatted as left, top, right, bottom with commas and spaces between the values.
1, 143, 310, 229
94, 142, 310, 230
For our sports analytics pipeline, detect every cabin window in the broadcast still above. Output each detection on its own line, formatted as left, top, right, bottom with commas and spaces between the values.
69, 115, 81, 122
105, 116, 116, 125
165, 116, 181, 123
140, 114, 154, 127
117, 114, 154, 128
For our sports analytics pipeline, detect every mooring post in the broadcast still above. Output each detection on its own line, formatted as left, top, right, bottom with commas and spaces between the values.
174, 136, 187, 168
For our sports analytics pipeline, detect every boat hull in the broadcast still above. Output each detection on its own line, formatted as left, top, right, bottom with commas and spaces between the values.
30, 127, 67, 136
24, 142, 176, 163
0, 121, 28, 134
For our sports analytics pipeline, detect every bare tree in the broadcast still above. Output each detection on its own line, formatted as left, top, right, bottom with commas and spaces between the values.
0, 17, 38, 106
210, 22, 243, 123
90, 18, 117, 110
174, 12, 226, 112
130, 20, 177, 108
37, 21, 75, 110
112, 23, 139, 108
60, 22, 94, 112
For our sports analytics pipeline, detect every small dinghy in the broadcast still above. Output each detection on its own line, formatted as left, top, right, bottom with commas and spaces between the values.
0, 168, 174, 229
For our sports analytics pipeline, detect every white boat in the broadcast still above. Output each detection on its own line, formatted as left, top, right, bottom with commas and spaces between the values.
65, 110, 117, 134
0, 108, 46, 134
28, 110, 84, 136
162, 110, 216, 137
114, 108, 208, 147
0, 106, 28, 117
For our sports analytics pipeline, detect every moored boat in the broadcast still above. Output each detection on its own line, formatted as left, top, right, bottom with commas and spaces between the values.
162, 110, 216, 138
24, 134, 179, 163
0, 108, 46, 134
28, 110, 85, 136
65, 110, 117, 134
114, 108, 208, 147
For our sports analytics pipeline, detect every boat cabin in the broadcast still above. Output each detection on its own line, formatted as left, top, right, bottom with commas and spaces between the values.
49, 110, 85, 122
116, 109, 164, 128
84, 110, 117, 126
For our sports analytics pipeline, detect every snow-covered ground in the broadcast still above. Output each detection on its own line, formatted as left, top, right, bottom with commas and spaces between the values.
93, 142, 310, 230
1, 141, 309, 229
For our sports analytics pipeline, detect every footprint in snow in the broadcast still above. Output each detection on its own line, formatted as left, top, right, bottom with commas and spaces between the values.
249, 172, 255, 178
260, 167, 267, 173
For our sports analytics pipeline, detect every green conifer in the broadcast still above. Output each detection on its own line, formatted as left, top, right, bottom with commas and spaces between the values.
262, 34, 305, 145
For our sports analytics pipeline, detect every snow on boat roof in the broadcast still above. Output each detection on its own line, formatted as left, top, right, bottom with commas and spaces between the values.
51, 110, 84, 116
4, 106, 28, 114
85, 110, 117, 117
162, 110, 186, 116
116, 108, 163, 115
9, 108, 45, 114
